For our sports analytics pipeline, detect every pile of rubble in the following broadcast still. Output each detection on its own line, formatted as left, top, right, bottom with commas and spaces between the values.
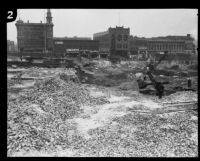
7, 75, 109, 156
71, 111, 197, 157
161, 91, 197, 103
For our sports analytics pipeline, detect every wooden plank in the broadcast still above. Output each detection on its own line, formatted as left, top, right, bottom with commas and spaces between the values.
154, 109, 197, 114
163, 101, 197, 104
164, 102, 197, 107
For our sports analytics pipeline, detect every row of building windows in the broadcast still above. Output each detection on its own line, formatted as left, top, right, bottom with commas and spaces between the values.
111, 34, 128, 41
148, 43, 185, 51
116, 43, 128, 49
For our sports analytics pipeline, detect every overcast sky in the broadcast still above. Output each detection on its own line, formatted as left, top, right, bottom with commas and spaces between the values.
7, 9, 198, 43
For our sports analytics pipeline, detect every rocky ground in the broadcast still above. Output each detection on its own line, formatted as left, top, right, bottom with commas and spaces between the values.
7, 66, 198, 157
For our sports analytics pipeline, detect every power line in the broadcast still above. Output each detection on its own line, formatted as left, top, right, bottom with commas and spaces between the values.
44, 9, 46, 52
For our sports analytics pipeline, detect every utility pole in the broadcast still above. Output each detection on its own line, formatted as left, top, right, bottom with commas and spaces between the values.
44, 9, 46, 53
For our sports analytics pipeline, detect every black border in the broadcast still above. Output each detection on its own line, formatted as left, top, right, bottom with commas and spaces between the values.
2, 6, 199, 160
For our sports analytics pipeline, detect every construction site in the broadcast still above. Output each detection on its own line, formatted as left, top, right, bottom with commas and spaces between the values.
7, 9, 198, 157
7, 55, 198, 157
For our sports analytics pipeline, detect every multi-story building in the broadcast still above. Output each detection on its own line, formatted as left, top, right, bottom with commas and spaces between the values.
7, 40, 15, 52
53, 37, 99, 56
15, 9, 53, 53
93, 26, 130, 58
129, 34, 196, 60
59, 36, 91, 40
148, 34, 195, 54
129, 36, 148, 60
147, 39, 186, 55
93, 31, 110, 53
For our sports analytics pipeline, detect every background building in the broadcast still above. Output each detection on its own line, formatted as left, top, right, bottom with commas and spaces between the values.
15, 9, 53, 53
129, 34, 196, 60
129, 36, 148, 60
14, 9, 196, 63
7, 40, 16, 52
148, 34, 195, 54
93, 31, 110, 53
93, 26, 130, 59
53, 37, 99, 57
58, 36, 91, 40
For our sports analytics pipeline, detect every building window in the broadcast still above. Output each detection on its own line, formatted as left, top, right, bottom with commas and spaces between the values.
123, 35, 128, 41
111, 34, 115, 40
55, 41, 63, 44
151, 44, 153, 50
117, 34, 122, 41
123, 44, 127, 49
117, 44, 122, 48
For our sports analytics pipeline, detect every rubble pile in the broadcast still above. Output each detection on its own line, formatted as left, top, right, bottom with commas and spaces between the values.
118, 81, 139, 91
7, 63, 198, 157
92, 60, 111, 68
72, 111, 197, 157
7, 79, 17, 88
162, 91, 197, 103
123, 61, 146, 69
7, 75, 109, 156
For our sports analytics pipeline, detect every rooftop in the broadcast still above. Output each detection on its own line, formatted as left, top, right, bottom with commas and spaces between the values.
93, 31, 109, 37
54, 37, 95, 41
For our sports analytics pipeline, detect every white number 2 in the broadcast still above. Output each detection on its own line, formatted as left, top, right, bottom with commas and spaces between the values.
7, 11, 13, 19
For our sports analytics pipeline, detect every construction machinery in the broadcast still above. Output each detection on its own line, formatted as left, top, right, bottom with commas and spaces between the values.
136, 52, 169, 98
136, 51, 197, 98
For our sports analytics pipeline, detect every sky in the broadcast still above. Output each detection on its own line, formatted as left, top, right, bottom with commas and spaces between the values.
7, 9, 198, 43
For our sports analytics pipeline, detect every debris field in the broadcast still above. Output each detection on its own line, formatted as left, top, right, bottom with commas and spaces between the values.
7, 61, 198, 157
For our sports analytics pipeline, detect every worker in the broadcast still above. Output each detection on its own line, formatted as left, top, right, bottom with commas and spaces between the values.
155, 82, 164, 99
187, 77, 192, 88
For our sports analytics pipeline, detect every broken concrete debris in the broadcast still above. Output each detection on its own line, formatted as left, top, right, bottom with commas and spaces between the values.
7, 61, 198, 157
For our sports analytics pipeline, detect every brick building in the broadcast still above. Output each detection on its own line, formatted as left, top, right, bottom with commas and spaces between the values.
93, 26, 130, 58
129, 34, 196, 60
129, 36, 148, 60
147, 39, 186, 55
53, 37, 99, 57
7, 40, 15, 52
148, 34, 195, 54
15, 9, 53, 53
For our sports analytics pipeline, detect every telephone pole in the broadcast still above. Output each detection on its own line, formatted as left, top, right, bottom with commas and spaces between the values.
44, 9, 46, 53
